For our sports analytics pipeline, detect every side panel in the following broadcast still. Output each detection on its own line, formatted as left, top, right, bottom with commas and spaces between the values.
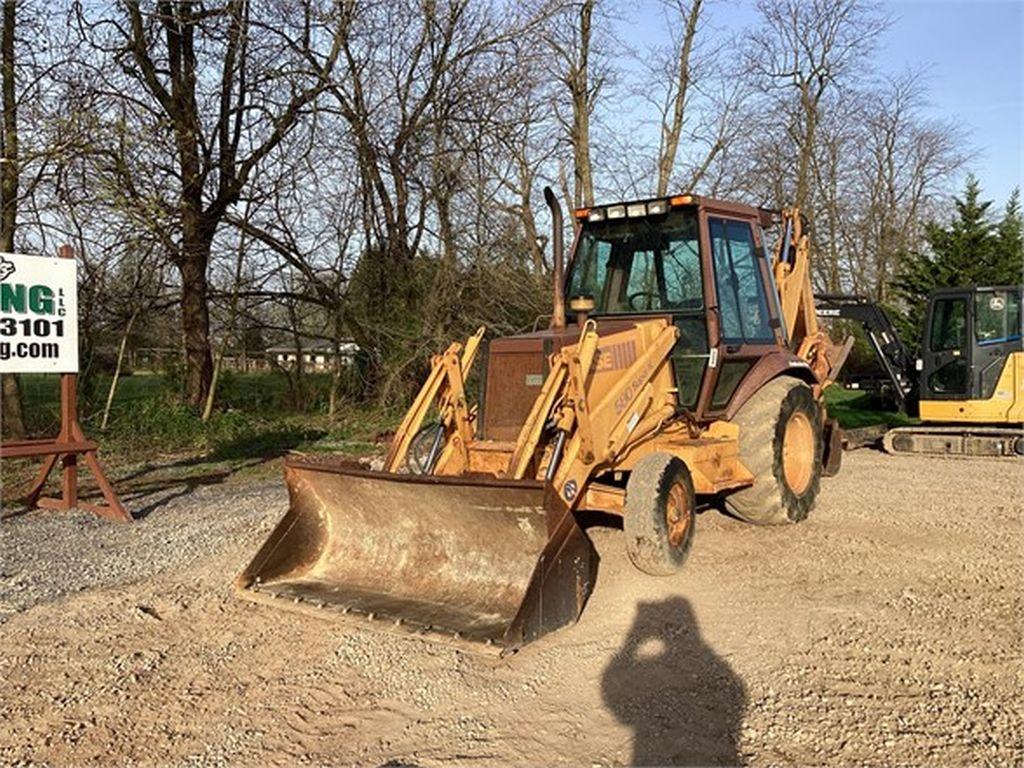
919, 351, 1024, 424
722, 351, 817, 421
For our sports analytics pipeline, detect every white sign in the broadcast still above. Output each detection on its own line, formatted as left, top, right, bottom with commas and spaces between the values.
0, 252, 79, 373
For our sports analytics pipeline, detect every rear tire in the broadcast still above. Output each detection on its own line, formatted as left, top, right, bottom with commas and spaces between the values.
725, 378, 822, 525
624, 453, 696, 576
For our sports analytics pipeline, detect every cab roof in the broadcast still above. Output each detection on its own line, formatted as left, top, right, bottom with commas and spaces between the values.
574, 194, 776, 228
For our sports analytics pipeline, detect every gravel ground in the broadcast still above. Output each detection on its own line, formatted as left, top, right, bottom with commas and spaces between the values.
0, 449, 1021, 766
0, 479, 284, 621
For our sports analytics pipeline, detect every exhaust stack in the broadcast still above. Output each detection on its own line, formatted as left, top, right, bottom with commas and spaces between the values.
544, 186, 566, 330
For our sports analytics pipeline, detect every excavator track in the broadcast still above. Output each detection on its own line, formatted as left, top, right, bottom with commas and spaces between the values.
882, 425, 1024, 457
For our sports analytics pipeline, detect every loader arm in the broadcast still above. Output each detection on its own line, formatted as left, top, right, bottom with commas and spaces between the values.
507, 355, 569, 480
506, 319, 680, 505
384, 326, 485, 473
547, 320, 679, 508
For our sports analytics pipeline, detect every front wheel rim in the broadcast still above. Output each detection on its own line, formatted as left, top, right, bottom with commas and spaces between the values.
665, 483, 692, 547
782, 411, 814, 495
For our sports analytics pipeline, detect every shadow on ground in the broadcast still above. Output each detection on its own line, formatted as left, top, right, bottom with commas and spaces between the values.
121, 457, 270, 519
602, 596, 747, 766
1, 426, 325, 521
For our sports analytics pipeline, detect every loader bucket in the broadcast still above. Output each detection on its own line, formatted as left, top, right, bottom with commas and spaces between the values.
236, 457, 597, 650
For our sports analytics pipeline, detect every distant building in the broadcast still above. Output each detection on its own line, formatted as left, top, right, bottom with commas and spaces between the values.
219, 352, 269, 373
131, 346, 270, 373
129, 340, 359, 374
266, 340, 359, 373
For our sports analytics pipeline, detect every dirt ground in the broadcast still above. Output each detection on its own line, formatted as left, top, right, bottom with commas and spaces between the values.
1, 449, 1021, 766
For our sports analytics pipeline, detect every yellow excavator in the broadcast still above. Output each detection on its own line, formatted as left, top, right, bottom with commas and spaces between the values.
817, 286, 1023, 455
237, 192, 851, 651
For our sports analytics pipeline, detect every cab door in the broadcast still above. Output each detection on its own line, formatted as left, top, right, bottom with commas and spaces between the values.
698, 214, 779, 415
970, 287, 1023, 399
921, 292, 971, 400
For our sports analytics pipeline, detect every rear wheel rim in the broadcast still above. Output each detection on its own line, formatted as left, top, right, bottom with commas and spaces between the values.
665, 483, 692, 548
782, 411, 814, 495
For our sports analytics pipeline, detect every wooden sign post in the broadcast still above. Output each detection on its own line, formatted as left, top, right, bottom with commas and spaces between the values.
0, 245, 129, 522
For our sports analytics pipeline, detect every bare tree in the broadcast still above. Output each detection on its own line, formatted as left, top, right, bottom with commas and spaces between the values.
800, 72, 968, 295
75, 1, 343, 409
746, 0, 889, 211
99, 244, 166, 430
857, 73, 969, 299
654, 0, 703, 195
548, 0, 607, 208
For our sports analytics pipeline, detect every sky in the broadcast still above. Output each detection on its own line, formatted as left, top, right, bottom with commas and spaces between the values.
614, 0, 1023, 206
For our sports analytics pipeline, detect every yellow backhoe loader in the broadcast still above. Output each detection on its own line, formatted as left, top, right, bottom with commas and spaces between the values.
237, 191, 851, 651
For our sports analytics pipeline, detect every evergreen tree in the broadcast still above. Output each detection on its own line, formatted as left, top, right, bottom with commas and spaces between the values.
995, 188, 1023, 282
892, 177, 1023, 347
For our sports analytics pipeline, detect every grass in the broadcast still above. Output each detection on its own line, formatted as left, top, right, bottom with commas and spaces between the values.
19, 370, 396, 440
2, 372, 396, 501
824, 385, 919, 429
2, 371, 913, 504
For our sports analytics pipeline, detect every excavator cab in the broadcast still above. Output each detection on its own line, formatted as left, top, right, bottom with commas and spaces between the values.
919, 286, 1023, 423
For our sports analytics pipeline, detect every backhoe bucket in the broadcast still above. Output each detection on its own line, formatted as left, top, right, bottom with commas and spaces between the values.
237, 457, 597, 649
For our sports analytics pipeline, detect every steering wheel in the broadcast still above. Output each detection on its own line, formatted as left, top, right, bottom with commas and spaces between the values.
628, 291, 660, 311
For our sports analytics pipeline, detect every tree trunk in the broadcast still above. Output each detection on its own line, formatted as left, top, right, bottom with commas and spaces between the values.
794, 89, 818, 213
100, 309, 139, 431
0, 0, 15, 251
1, 0, 25, 439
570, 0, 595, 208
522, 202, 544, 273
656, 0, 703, 197
328, 313, 345, 420
202, 227, 247, 421
178, 237, 214, 410
1, 372, 25, 437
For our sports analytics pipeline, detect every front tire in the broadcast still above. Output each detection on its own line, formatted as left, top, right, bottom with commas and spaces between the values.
725, 378, 823, 525
624, 453, 696, 576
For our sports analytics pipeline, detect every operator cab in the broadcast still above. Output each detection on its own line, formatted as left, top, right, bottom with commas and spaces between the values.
922, 285, 1023, 402
565, 195, 785, 417
567, 204, 704, 314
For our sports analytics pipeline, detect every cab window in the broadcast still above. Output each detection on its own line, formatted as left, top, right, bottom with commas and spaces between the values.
566, 210, 702, 313
975, 290, 1022, 345
929, 297, 967, 351
709, 218, 773, 342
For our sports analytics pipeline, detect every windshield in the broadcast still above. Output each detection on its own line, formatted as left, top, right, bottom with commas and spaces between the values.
975, 289, 1022, 345
566, 210, 702, 314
